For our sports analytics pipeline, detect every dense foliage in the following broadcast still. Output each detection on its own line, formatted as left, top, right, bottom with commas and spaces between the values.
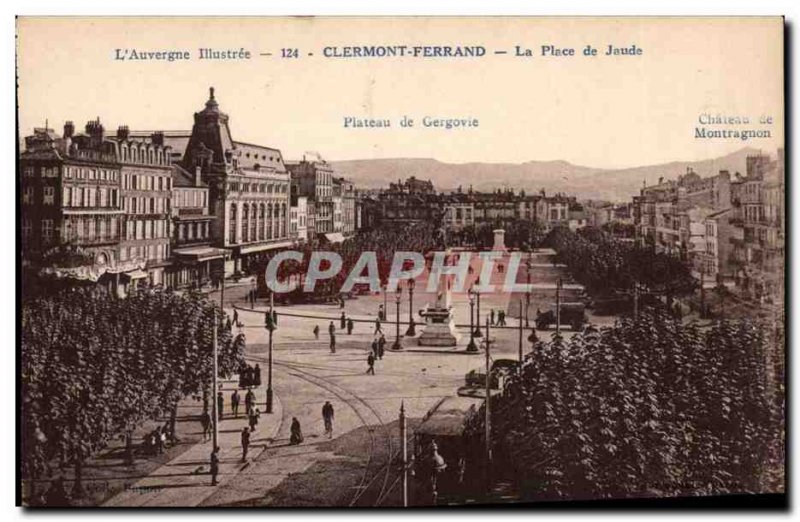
467, 310, 783, 500
21, 286, 245, 497
548, 226, 696, 297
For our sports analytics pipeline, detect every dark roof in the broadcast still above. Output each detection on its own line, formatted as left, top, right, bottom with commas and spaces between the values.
172, 164, 208, 188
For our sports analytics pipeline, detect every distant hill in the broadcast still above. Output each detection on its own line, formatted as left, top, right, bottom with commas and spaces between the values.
332, 147, 763, 202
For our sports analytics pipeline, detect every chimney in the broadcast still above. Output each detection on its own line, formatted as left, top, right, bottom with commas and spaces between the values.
63, 121, 75, 138
86, 117, 104, 146
151, 131, 164, 146
117, 125, 130, 140
195, 166, 202, 186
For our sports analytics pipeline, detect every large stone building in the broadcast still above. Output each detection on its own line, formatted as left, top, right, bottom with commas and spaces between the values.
179, 88, 293, 274
287, 158, 336, 237
109, 126, 174, 286
21, 120, 129, 287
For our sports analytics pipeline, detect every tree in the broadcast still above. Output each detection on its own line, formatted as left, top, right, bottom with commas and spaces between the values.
21, 285, 245, 501
466, 310, 782, 501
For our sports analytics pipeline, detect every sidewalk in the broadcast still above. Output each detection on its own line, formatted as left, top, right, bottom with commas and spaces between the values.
102, 378, 283, 507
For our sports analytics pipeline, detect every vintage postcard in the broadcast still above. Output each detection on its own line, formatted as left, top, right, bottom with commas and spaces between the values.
16, 16, 785, 508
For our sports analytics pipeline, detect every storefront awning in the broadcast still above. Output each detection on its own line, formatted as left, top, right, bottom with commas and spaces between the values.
239, 240, 295, 255
174, 246, 231, 263
322, 232, 345, 244
122, 269, 148, 280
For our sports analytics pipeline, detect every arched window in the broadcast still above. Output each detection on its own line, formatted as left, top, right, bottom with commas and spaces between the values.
267, 203, 273, 239
259, 204, 266, 240
242, 203, 250, 243
229, 203, 237, 243
250, 202, 257, 241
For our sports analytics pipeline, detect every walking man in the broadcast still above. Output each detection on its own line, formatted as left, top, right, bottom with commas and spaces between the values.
217, 391, 224, 420
210, 446, 220, 486
347, 318, 354, 335
231, 389, 240, 418
371, 338, 379, 358
328, 321, 336, 337
200, 410, 212, 442
322, 401, 335, 438
490, 309, 495, 326
340, 312, 347, 330
313, 324, 320, 340
366, 353, 376, 375
378, 334, 386, 360
249, 408, 260, 432
330, 332, 336, 354
233, 309, 239, 327
241, 427, 251, 462
245, 388, 255, 415
374, 317, 383, 334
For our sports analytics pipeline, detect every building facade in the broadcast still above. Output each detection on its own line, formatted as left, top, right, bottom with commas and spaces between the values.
179, 88, 292, 275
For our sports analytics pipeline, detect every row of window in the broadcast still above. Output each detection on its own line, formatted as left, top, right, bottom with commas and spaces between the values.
125, 218, 169, 241
177, 221, 210, 242
64, 166, 119, 182
122, 196, 170, 215
119, 243, 170, 263
119, 145, 171, 166
228, 181, 289, 194
174, 189, 208, 208
122, 172, 172, 192
64, 186, 119, 208
228, 202, 288, 244
21, 216, 121, 243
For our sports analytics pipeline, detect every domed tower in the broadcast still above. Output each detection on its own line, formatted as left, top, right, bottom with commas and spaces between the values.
182, 87, 238, 178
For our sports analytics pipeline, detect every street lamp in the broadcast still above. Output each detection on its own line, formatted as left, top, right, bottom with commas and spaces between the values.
467, 288, 478, 351
405, 278, 416, 337
473, 279, 483, 338
265, 292, 275, 413
525, 254, 532, 327
392, 287, 404, 351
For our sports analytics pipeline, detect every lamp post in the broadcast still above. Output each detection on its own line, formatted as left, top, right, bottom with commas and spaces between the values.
467, 288, 478, 351
405, 278, 416, 337
473, 279, 483, 338
265, 292, 275, 413
392, 287, 403, 351
525, 255, 532, 327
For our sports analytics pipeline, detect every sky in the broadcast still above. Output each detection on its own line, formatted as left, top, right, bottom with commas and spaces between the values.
16, 17, 784, 168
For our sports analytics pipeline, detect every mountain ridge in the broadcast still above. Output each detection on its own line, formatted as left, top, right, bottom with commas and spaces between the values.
331, 147, 764, 202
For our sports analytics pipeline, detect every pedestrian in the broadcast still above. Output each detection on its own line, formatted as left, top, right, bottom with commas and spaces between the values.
254, 364, 262, 387
231, 389, 240, 418
233, 309, 239, 327
322, 401, 335, 438
374, 317, 382, 334
290, 417, 304, 445
328, 321, 336, 337
498, 310, 506, 326
340, 295, 346, 309
330, 332, 336, 354
272, 309, 278, 326
200, 410, 212, 442
490, 309, 495, 326
217, 391, 224, 420
347, 318, 354, 335
245, 388, 255, 415
210, 446, 220, 486
378, 334, 386, 359
249, 407, 260, 431
241, 427, 251, 462
313, 324, 320, 340
340, 312, 347, 330
378, 304, 384, 321
366, 353, 376, 375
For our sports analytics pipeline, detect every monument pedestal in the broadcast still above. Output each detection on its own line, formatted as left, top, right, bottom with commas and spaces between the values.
418, 307, 460, 346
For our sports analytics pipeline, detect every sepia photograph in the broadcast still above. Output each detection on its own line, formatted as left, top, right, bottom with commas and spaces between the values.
15, 16, 786, 509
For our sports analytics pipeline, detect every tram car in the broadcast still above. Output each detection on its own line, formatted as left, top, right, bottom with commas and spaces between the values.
534, 302, 587, 331
414, 396, 483, 503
